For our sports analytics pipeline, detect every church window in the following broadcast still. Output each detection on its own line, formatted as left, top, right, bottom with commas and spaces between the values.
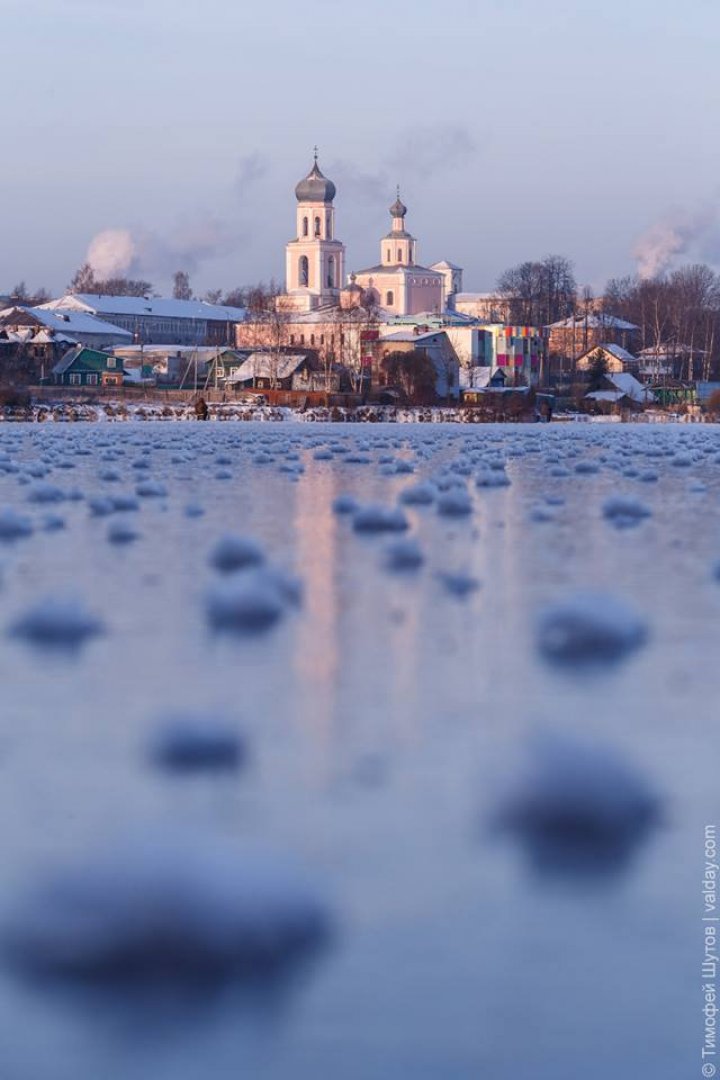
302, 217, 309, 237
314, 216, 321, 237
311, 334, 315, 346
320, 335, 325, 345
386, 291, 394, 306
299, 255, 309, 287
327, 256, 335, 288
387, 248, 391, 262
290, 334, 295, 344
397, 248, 402, 262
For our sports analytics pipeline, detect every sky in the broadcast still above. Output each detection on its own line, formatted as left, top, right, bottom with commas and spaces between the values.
3, 0, 720, 299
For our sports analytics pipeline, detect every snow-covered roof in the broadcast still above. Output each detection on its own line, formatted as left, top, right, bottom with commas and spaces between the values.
603, 343, 637, 363
586, 390, 627, 403
549, 313, 639, 331
380, 330, 445, 344
454, 292, 497, 301
430, 260, 463, 271
638, 343, 707, 358
40, 295, 247, 323
0, 305, 132, 339
225, 353, 308, 383
606, 372, 654, 402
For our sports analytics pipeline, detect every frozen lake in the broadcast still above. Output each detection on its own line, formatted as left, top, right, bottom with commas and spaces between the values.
0, 419, 716, 1080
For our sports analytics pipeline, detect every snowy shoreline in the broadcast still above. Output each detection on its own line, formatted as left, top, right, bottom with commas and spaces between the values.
0, 401, 709, 424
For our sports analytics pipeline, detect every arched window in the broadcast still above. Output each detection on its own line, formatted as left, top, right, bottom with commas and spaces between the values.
387, 248, 391, 262
314, 216, 321, 237
310, 334, 315, 346
397, 248, 402, 262
386, 291, 394, 306
299, 255, 309, 287
326, 213, 332, 239
327, 255, 335, 288
302, 217, 309, 237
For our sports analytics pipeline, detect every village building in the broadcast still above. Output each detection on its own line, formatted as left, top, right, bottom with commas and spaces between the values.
576, 343, 639, 373
52, 346, 126, 387
547, 312, 639, 362
38, 295, 246, 347
453, 293, 515, 323
377, 328, 460, 400
352, 192, 448, 317
0, 305, 131, 350
585, 371, 654, 408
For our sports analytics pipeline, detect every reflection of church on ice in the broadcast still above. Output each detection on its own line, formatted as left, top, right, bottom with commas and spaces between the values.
283, 153, 463, 317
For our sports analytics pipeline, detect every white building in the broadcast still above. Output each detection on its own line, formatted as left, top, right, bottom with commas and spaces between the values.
39, 295, 246, 346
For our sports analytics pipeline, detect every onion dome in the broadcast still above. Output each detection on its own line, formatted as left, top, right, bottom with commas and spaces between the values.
295, 158, 336, 204
390, 187, 407, 218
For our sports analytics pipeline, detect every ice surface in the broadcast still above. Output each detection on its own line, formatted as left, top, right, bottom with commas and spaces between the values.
0, 420, 713, 1080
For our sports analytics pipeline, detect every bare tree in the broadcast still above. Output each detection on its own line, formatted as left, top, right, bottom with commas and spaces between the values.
496, 255, 576, 326
172, 271, 193, 301
68, 263, 154, 297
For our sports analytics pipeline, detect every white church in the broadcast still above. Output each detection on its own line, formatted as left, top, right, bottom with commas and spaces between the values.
282, 154, 463, 317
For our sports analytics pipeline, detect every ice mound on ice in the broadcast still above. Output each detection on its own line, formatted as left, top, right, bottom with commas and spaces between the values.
537, 591, 648, 666
0, 508, 33, 541
494, 734, 662, 872
352, 504, 409, 534
475, 469, 510, 489
206, 566, 301, 634
436, 489, 473, 517
9, 596, 104, 649
602, 496, 652, 529
135, 480, 168, 498
399, 481, 437, 506
149, 713, 247, 773
26, 483, 65, 505
383, 537, 424, 572
107, 520, 140, 545
332, 493, 358, 515
437, 571, 481, 598
209, 534, 265, 574
0, 836, 331, 984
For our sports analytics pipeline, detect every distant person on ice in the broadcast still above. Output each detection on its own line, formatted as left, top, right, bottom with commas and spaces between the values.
195, 397, 209, 421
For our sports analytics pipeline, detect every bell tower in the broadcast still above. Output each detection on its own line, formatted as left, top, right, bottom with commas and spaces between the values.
284, 150, 346, 311
381, 188, 416, 267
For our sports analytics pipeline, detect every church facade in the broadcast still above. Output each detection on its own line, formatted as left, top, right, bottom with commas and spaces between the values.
281, 156, 462, 317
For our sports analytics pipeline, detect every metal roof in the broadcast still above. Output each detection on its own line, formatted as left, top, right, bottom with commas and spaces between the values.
40, 295, 247, 323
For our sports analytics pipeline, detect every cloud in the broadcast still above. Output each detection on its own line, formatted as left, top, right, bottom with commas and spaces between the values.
86, 218, 243, 282
633, 205, 719, 279
325, 125, 479, 208
385, 124, 478, 178
83, 148, 269, 284
235, 152, 268, 196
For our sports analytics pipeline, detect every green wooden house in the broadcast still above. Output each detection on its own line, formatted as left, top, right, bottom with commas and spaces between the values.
52, 347, 126, 387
